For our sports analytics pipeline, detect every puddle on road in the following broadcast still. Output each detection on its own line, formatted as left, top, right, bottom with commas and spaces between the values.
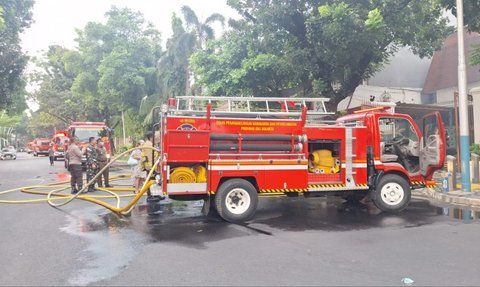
129, 200, 255, 249
60, 207, 146, 286
59, 196, 480, 285
59, 200, 255, 285
434, 205, 480, 222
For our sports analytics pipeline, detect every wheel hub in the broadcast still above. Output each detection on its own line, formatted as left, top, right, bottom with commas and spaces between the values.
225, 188, 251, 215
380, 182, 404, 206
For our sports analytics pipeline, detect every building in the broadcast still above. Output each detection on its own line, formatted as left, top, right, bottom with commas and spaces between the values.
338, 32, 480, 155
422, 32, 480, 144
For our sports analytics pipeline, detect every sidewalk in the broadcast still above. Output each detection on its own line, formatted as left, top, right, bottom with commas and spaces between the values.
412, 181, 480, 209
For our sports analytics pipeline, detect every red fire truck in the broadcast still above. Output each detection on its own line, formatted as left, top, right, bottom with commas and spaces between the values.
32, 138, 51, 157
148, 96, 445, 223
51, 131, 69, 161
64, 122, 112, 168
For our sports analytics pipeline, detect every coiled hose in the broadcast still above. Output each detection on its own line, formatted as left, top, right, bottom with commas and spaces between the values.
0, 146, 161, 216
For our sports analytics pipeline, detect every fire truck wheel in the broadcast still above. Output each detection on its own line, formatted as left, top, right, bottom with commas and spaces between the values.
373, 174, 411, 212
215, 179, 258, 223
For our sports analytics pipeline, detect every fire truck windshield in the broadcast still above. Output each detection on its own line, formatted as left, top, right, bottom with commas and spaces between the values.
54, 136, 69, 144
74, 128, 106, 142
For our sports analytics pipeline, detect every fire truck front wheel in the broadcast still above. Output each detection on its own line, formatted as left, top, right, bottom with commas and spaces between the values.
372, 174, 411, 212
215, 179, 258, 223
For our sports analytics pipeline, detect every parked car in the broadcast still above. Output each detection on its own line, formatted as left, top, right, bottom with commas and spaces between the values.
0, 148, 16, 160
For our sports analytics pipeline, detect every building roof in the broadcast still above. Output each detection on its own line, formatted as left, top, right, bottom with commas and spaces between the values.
423, 32, 480, 93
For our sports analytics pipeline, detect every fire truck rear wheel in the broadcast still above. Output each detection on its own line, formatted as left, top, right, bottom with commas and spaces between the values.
215, 179, 258, 223
373, 174, 411, 212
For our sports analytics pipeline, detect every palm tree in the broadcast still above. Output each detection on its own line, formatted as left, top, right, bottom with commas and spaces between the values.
180, 5, 225, 50
180, 6, 225, 96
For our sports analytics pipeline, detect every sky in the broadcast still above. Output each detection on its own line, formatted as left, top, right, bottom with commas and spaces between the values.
20, 0, 240, 57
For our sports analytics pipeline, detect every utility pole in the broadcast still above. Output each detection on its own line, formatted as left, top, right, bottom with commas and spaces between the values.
121, 110, 126, 146
456, 0, 471, 192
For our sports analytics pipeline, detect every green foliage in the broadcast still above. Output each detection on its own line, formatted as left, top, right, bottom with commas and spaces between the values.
472, 44, 480, 66
157, 14, 196, 98
115, 143, 134, 155
0, 6, 5, 29
31, 6, 162, 135
0, 0, 34, 112
157, 6, 225, 99
471, 143, 480, 156
191, 0, 451, 110
440, 0, 480, 66
440, 0, 480, 32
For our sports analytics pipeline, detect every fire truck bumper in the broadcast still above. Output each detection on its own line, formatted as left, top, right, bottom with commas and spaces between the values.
54, 151, 65, 158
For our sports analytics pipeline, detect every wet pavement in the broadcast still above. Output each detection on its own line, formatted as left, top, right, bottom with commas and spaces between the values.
3, 154, 480, 286
52, 196, 480, 286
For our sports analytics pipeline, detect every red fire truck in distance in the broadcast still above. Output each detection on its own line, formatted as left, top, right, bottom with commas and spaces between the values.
64, 122, 112, 168
149, 96, 445, 223
32, 138, 51, 157
51, 131, 69, 161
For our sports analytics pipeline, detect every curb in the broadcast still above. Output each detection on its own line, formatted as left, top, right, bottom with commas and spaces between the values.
412, 188, 480, 209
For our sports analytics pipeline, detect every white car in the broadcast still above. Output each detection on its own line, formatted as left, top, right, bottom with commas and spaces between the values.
0, 148, 17, 160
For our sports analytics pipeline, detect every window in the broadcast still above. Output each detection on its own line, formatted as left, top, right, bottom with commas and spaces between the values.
379, 117, 419, 142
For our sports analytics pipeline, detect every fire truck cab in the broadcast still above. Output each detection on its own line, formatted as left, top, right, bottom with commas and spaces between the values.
51, 131, 69, 161
150, 96, 445, 223
32, 138, 51, 157
64, 122, 112, 168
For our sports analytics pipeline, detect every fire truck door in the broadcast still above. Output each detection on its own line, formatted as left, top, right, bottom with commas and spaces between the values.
419, 112, 446, 178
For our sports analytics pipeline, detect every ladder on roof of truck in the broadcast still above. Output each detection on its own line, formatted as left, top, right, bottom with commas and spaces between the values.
170, 96, 335, 119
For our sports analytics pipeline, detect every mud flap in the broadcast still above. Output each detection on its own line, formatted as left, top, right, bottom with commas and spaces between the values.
202, 195, 211, 216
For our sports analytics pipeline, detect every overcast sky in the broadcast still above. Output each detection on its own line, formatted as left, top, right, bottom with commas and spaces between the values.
21, 0, 239, 57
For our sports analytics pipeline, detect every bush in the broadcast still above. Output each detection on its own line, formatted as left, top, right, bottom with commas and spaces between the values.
470, 144, 480, 156
116, 143, 134, 155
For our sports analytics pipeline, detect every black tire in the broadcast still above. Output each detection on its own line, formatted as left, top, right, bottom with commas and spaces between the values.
33, 152, 37, 157
372, 174, 411, 212
214, 178, 258, 223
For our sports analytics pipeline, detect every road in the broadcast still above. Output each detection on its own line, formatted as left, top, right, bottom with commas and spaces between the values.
1, 152, 480, 286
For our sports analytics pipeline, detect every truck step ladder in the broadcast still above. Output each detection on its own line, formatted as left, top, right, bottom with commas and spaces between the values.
169, 96, 335, 119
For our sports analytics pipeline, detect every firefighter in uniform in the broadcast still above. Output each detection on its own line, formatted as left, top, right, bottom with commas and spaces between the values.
96, 138, 111, 188
143, 131, 165, 202
85, 136, 98, 192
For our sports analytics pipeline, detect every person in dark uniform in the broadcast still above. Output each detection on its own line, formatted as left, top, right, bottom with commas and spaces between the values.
48, 143, 55, 166
96, 138, 111, 188
85, 137, 98, 192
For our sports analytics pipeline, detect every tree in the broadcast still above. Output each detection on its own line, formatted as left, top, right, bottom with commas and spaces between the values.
72, 6, 162, 127
0, 6, 5, 29
191, 0, 451, 111
30, 45, 83, 128
157, 14, 196, 99
31, 6, 162, 134
180, 5, 225, 95
0, 0, 34, 112
441, 0, 480, 66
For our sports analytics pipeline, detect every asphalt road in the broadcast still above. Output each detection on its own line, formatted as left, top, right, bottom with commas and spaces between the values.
1, 153, 480, 286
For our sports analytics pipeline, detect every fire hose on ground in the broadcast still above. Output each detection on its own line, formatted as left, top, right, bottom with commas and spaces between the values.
0, 147, 162, 215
